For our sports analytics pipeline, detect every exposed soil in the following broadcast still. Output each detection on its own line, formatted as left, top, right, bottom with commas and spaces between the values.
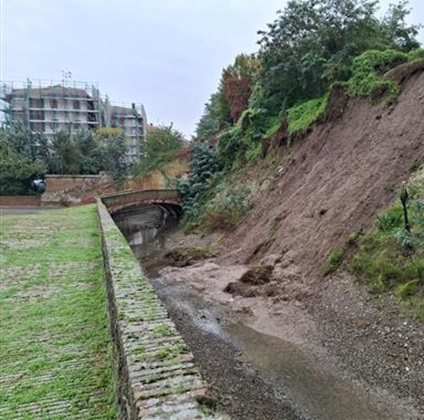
220, 71, 424, 283
128, 70, 424, 419
206, 69, 424, 417
165, 246, 215, 267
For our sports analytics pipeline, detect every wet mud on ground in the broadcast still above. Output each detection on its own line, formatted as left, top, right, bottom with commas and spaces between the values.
120, 222, 421, 420
152, 279, 300, 420
151, 277, 400, 420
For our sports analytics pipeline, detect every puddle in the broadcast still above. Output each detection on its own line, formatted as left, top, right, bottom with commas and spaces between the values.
226, 322, 393, 420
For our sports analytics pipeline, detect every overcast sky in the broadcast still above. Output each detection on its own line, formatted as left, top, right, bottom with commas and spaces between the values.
1, 0, 423, 137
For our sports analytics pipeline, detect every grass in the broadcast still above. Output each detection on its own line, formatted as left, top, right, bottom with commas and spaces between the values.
323, 249, 345, 275
349, 174, 424, 319
150, 324, 172, 338
0, 205, 116, 419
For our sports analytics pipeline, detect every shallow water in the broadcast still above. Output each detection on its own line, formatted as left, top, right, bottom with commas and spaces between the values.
152, 276, 394, 420
226, 322, 392, 420
116, 207, 397, 420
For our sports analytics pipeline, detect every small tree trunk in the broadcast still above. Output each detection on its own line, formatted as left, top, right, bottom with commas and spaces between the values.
400, 187, 411, 233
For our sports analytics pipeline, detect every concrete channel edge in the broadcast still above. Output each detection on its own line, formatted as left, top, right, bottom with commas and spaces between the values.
97, 199, 219, 419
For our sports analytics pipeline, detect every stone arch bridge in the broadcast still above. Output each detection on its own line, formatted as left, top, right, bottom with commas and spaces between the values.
101, 189, 181, 215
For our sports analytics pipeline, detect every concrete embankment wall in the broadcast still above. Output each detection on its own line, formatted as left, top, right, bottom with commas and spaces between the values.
97, 200, 216, 419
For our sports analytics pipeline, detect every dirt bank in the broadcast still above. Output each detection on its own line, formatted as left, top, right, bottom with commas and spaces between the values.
220, 71, 424, 284
176, 71, 424, 417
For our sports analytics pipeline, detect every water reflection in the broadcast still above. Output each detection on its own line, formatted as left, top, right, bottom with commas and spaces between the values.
113, 204, 180, 273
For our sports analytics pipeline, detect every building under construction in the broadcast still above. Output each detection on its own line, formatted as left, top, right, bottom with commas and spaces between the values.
0, 79, 147, 163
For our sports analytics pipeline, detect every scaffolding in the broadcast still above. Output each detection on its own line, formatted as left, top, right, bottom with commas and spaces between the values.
0, 79, 147, 163
0, 79, 101, 136
107, 102, 147, 163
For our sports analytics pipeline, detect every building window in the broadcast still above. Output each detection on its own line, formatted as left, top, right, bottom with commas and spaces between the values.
73, 100, 80, 110
29, 110, 43, 120
73, 119, 81, 129
30, 122, 44, 132
51, 99, 58, 109
30, 98, 43, 108
51, 119, 59, 130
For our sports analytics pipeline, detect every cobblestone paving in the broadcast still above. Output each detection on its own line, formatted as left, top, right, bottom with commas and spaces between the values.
0, 205, 116, 419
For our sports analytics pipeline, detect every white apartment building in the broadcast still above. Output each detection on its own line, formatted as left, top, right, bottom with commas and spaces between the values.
0, 79, 147, 163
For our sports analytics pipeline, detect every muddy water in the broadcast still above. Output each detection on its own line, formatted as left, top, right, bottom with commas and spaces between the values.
152, 278, 394, 420
226, 323, 391, 420
117, 210, 396, 420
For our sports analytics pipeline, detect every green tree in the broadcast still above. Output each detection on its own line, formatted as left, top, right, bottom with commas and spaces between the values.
0, 125, 129, 178
196, 92, 231, 140
178, 141, 221, 221
74, 131, 99, 175
257, 0, 421, 113
0, 135, 44, 195
48, 131, 82, 174
94, 128, 129, 178
133, 124, 184, 175
196, 55, 261, 140
382, 1, 421, 51
2, 124, 38, 160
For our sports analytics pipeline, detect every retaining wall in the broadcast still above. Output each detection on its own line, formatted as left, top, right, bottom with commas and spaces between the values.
42, 173, 114, 206
97, 200, 218, 419
0, 196, 41, 207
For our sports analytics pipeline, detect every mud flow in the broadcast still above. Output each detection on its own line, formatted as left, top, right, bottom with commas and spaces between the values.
115, 211, 398, 420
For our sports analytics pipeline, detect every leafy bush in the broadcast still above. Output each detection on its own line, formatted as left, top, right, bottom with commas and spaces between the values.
394, 228, 414, 249
407, 48, 424, 61
287, 95, 328, 135
217, 107, 277, 169
351, 181, 424, 310
201, 184, 252, 231
346, 50, 407, 101
178, 142, 221, 226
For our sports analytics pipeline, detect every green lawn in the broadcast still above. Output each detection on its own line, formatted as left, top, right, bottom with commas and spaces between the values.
0, 205, 116, 419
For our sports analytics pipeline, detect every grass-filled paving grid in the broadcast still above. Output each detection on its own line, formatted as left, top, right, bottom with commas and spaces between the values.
0, 205, 116, 419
